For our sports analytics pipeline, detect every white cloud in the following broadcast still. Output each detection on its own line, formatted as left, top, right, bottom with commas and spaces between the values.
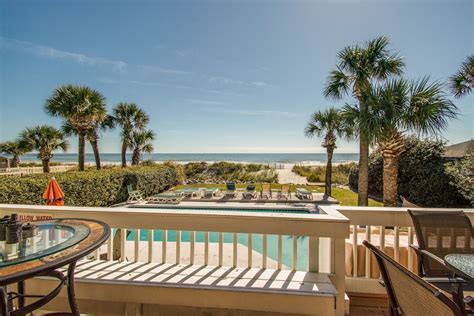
138, 65, 193, 75
186, 99, 229, 106
209, 76, 244, 85
1, 37, 127, 71
99, 78, 244, 96
207, 76, 274, 88
207, 108, 298, 118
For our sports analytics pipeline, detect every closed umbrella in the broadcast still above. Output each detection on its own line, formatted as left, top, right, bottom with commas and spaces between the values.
42, 177, 65, 206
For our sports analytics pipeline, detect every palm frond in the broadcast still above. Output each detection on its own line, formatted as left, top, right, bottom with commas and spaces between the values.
323, 68, 351, 100
449, 55, 474, 98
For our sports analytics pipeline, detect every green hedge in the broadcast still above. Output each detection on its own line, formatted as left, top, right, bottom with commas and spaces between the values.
182, 161, 277, 183
348, 137, 470, 207
0, 165, 178, 207
292, 163, 356, 184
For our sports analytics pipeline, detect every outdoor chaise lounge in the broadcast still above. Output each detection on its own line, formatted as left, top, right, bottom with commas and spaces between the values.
276, 184, 291, 200
127, 184, 144, 202
242, 184, 257, 199
296, 187, 313, 200
203, 187, 221, 198
260, 183, 272, 199
146, 193, 182, 204
225, 182, 236, 198
175, 187, 202, 198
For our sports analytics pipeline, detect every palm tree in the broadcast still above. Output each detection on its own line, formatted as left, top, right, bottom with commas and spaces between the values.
449, 55, 474, 98
62, 115, 114, 170
343, 77, 457, 206
45, 85, 107, 171
112, 103, 150, 167
0, 141, 32, 167
88, 115, 115, 170
19, 125, 69, 173
324, 36, 404, 206
305, 108, 352, 196
128, 129, 155, 165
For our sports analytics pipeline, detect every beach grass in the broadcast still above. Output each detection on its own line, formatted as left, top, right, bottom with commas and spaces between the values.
172, 183, 383, 207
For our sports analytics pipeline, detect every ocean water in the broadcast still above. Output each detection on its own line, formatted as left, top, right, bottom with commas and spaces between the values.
18, 153, 358, 165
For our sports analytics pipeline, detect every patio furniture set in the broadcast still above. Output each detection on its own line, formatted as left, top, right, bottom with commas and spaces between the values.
131, 182, 317, 204
0, 217, 110, 316
364, 209, 474, 315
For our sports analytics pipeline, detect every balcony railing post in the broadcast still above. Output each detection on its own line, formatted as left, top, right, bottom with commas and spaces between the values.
308, 236, 319, 272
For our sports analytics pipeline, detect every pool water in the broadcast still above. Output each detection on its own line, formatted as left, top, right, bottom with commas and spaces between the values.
126, 205, 315, 270
130, 204, 312, 214
128, 230, 309, 270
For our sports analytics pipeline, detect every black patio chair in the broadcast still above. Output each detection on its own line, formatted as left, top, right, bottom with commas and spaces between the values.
407, 209, 474, 311
363, 240, 464, 316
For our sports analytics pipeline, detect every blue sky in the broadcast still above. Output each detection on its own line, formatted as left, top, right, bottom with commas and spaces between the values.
0, 0, 472, 154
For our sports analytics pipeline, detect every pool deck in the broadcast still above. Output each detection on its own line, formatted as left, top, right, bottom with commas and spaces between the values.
136, 189, 338, 206
129, 200, 321, 214
99, 239, 290, 270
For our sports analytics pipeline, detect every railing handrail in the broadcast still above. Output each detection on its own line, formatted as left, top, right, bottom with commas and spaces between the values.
320, 205, 474, 226
0, 204, 349, 238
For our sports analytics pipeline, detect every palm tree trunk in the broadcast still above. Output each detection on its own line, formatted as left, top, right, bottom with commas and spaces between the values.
325, 147, 334, 196
90, 140, 101, 170
121, 141, 127, 167
383, 154, 399, 207
78, 132, 86, 171
357, 97, 369, 206
11, 155, 20, 168
42, 158, 50, 173
132, 149, 140, 166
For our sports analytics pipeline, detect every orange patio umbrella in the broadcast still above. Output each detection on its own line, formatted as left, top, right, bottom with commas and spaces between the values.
42, 177, 65, 206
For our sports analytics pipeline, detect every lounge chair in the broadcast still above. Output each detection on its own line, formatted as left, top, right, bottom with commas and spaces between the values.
407, 209, 474, 310
127, 184, 144, 202
363, 240, 463, 316
146, 193, 182, 204
225, 182, 236, 198
260, 183, 272, 199
203, 187, 221, 198
276, 184, 291, 200
175, 187, 202, 198
242, 185, 257, 199
296, 187, 313, 200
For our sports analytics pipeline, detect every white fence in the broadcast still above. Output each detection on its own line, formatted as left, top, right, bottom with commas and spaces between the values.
1, 204, 471, 313
0, 165, 76, 176
319, 206, 474, 294
0, 204, 350, 315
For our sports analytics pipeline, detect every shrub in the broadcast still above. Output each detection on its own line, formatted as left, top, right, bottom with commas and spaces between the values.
183, 162, 277, 183
348, 137, 470, 207
0, 165, 178, 207
292, 163, 355, 184
445, 153, 474, 206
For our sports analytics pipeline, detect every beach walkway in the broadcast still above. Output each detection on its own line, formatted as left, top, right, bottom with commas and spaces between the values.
276, 166, 307, 184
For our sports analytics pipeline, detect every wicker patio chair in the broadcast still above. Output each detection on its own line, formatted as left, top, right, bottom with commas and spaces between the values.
363, 240, 464, 316
407, 209, 474, 311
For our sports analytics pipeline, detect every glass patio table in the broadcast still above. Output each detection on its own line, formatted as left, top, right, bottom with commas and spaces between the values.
0, 218, 110, 316
444, 254, 474, 281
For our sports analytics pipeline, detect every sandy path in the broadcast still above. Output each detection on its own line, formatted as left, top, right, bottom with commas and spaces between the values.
276, 167, 307, 184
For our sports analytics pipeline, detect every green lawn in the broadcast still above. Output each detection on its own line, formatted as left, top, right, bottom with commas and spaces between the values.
171, 183, 383, 207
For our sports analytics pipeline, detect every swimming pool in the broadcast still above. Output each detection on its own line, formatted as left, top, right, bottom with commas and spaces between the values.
126, 203, 317, 270
128, 203, 316, 214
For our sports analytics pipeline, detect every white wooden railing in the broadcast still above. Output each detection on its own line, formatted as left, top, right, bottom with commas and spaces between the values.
319, 205, 474, 294
0, 204, 350, 315
3, 203, 470, 310
0, 165, 76, 176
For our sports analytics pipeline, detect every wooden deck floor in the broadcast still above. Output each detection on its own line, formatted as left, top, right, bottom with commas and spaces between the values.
348, 293, 388, 316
